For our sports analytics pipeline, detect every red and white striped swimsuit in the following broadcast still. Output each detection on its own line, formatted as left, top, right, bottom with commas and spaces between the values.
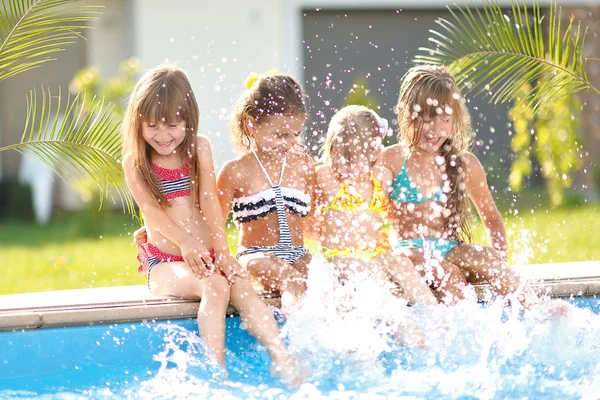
137, 162, 193, 275
152, 162, 191, 200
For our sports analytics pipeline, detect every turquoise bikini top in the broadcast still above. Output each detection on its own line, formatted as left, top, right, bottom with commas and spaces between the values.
390, 158, 445, 204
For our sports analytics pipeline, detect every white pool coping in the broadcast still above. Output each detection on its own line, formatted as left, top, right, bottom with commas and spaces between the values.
1, 261, 598, 331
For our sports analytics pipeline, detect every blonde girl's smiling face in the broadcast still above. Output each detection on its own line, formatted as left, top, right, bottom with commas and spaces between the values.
416, 106, 453, 153
331, 126, 383, 178
250, 113, 305, 156
141, 119, 187, 156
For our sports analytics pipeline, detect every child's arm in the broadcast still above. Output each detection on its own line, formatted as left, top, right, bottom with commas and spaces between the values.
216, 159, 237, 222
122, 154, 213, 277
463, 153, 508, 258
375, 145, 403, 194
196, 136, 247, 281
304, 165, 327, 241
302, 153, 319, 238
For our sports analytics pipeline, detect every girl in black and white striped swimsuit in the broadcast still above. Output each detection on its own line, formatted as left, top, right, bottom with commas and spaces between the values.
217, 72, 315, 315
233, 150, 311, 264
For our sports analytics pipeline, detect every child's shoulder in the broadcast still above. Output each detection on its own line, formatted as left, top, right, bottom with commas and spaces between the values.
288, 149, 316, 168
220, 152, 252, 173
194, 134, 213, 153
378, 144, 406, 171
458, 152, 487, 184
315, 164, 333, 180
314, 164, 336, 192
380, 144, 405, 158
122, 152, 134, 167
459, 152, 484, 170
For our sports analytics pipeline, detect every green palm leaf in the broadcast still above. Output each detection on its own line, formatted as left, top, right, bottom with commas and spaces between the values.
0, 87, 134, 215
416, 0, 599, 112
0, 0, 101, 81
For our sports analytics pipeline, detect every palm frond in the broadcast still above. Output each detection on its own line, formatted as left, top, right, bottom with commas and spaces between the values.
0, 0, 102, 81
0, 87, 134, 215
416, 0, 598, 112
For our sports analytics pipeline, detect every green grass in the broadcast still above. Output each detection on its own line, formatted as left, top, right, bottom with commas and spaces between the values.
2, 198, 599, 295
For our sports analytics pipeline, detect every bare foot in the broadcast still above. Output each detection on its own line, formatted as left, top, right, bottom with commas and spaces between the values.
506, 284, 542, 310
281, 291, 302, 318
394, 320, 427, 349
527, 299, 573, 320
270, 354, 310, 388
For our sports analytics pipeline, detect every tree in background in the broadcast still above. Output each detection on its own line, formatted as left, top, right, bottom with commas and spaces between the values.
345, 77, 379, 109
0, 1, 132, 215
70, 58, 142, 118
508, 85, 582, 206
344, 77, 394, 146
63, 58, 142, 232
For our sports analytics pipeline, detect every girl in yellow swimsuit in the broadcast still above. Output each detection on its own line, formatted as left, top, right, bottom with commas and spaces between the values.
312, 105, 436, 306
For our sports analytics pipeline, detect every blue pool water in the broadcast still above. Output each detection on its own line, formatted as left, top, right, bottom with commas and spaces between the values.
1, 297, 600, 399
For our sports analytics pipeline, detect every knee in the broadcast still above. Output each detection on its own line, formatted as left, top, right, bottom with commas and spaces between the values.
203, 274, 230, 301
250, 256, 292, 279
230, 277, 258, 299
446, 264, 468, 285
396, 255, 415, 269
479, 247, 507, 272
384, 255, 415, 275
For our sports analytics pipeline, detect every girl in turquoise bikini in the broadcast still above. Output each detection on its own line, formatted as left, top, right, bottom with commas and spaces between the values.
377, 65, 540, 308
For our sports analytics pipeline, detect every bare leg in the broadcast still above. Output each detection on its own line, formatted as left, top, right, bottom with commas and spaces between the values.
239, 253, 308, 316
375, 253, 437, 306
445, 244, 541, 308
149, 262, 231, 366
399, 248, 468, 305
228, 278, 305, 386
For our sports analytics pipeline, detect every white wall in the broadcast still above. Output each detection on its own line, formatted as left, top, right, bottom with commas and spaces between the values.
131, 0, 291, 170
87, 0, 132, 77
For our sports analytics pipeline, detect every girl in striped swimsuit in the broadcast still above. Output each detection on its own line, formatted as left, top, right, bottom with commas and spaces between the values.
217, 72, 316, 316
123, 65, 303, 385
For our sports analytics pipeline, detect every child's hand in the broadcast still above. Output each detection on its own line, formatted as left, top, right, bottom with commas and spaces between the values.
180, 238, 215, 279
133, 226, 147, 246
214, 251, 248, 284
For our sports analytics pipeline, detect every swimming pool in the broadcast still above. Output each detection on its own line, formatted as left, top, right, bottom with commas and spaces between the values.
1, 296, 599, 399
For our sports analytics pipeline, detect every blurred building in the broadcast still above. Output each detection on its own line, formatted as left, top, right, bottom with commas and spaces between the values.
0, 0, 598, 211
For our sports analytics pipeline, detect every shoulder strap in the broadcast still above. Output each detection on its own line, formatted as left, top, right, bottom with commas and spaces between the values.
252, 150, 286, 187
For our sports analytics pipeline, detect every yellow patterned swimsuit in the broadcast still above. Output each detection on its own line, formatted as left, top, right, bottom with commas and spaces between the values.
321, 176, 390, 262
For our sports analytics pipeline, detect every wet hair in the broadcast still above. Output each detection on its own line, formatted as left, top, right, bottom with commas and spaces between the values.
230, 74, 307, 153
122, 64, 200, 205
395, 65, 473, 242
320, 105, 381, 167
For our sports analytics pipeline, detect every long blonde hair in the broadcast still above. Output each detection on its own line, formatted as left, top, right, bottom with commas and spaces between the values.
395, 65, 473, 242
320, 105, 380, 167
230, 74, 307, 153
122, 65, 200, 205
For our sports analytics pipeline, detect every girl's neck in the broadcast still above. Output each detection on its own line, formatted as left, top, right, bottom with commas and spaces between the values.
411, 146, 439, 162
332, 165, 372, 186
252, 147, 285, 166
152, 150, 184, 168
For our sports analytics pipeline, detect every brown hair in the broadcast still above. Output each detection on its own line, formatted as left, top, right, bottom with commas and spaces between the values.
395, 65, 473, 242
231, 74, 307, 153
320, 105, 380, 167
122, 65, 200, 205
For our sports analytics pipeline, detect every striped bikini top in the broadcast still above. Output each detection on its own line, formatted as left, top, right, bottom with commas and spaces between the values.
231, 151, 311, 223
152, 162, 191, 200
